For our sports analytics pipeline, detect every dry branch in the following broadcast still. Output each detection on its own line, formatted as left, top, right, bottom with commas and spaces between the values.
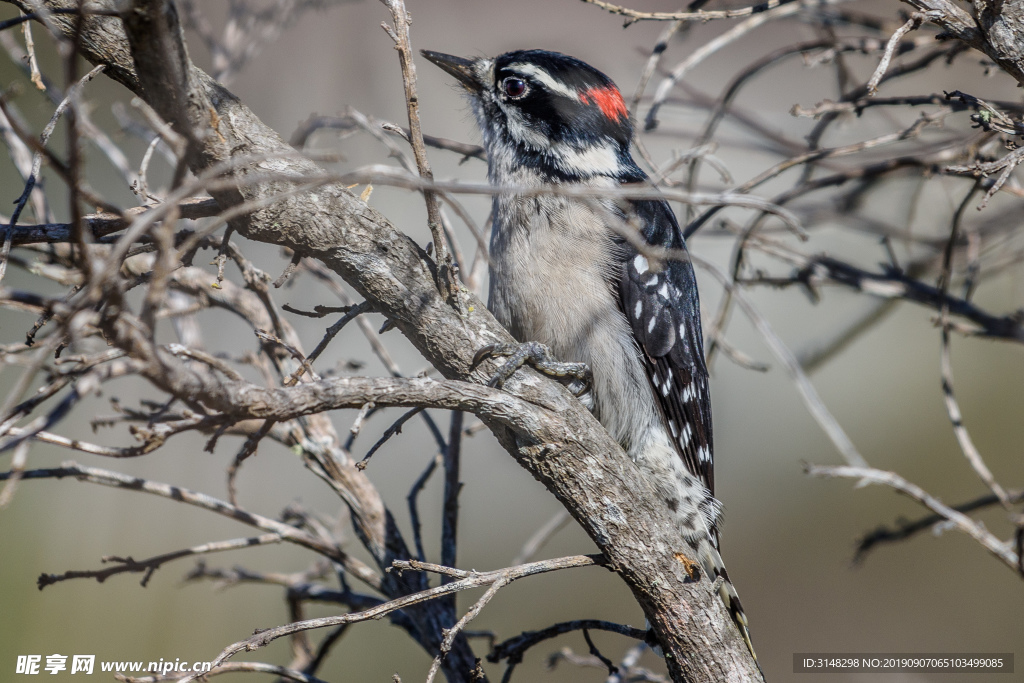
806, 464, 1020, 571
182, 555, 607, 683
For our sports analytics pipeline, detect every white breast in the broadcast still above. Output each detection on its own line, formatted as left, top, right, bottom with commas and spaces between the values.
488, 190, 667, 458
487, 183, 719, 536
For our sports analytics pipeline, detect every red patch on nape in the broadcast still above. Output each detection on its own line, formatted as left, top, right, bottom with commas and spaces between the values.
579, 86, 628, 122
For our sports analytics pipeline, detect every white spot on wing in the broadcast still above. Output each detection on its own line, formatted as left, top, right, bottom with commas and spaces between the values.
680, 424, 692, 448
658, 283, 670, 299
647, 316, 656, 333
634, 255, 649, 274
678, 322, 686, 338
668, 419, 678, 437
634, 300, 642, 319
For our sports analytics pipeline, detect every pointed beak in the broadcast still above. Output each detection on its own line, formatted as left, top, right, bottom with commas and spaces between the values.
421, 50, 482, 94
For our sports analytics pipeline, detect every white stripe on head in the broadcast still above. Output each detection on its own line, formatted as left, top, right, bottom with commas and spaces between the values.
507, 62, 579, 99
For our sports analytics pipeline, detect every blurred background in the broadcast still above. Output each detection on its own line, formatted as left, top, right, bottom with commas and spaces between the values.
1, 1, 1022, 682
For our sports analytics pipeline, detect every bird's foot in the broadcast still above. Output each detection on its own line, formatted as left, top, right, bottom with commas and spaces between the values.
472, 341, 591, 396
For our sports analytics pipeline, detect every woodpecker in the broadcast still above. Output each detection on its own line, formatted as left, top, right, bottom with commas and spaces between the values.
423, 48, 755, 658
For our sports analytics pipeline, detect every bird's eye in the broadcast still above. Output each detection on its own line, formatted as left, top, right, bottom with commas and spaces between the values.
502, 77, 527, 99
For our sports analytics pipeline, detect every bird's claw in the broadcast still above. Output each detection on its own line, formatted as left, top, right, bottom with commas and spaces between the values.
472, 341, 591, 395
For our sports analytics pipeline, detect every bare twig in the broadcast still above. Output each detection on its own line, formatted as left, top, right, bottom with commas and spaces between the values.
855, 489, 1024, 563
289, 113, 485, 161
408, 452, 443, 562
441, 410, 463, 583
180, 555, 605, 683
379, 0, 455, 303
355, 407, 424, 471
425, 575, 502, 683
936, 186, 1011, 506
37, 534, 285, 589
865, 12, 939, 95
645, 0, 842, 130
584, 0, 793, 24
1, 462, 380, 588
693, 255, 868, 467
283, 301, 373, 386
489, 619, 648, 679
0, 63, 105, 284
806, 464, 1019, 571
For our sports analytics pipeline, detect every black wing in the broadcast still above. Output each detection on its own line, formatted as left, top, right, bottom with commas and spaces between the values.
617, 198, 714, 495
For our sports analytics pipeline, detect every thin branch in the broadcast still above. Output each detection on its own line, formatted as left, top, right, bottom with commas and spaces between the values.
0, 440, 28, 507
855, 489, 1024, 564
749, 253, 1024, 344
225, 418, 276, 506
282, 303, 355, 318
283, 301, 373, 386
255, 328, 319, 382
288, 113, 485, 161
37, 533, 285, 589
348, 401, 376, 441
0, 63, 105, 284
425, 576, 503, 683
379, 0, 455, 303
179, 555, 606, 683
583, 0, 794, 24
489, 619, 649, 679
865, 12, 938, 95
806, 464, 1019, 571
165, 343, 243, 381
441, 410, 463, 581
645, 0, 841, 130
2, 462, 381, 589
693, 254, 869, 467
583, 629, 618, 677
935, 185, 1011, 507
408, 452, 443, 562
355, 407, 424, 471
8, 197, 220, 246
629, 18, 683, 118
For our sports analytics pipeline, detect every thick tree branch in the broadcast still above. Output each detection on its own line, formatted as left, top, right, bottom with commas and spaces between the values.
902, 0, 1024, 87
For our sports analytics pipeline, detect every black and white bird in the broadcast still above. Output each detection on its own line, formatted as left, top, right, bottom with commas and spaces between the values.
422, 48, 754, 657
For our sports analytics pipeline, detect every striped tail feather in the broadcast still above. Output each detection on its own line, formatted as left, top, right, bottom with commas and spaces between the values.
697, 538, 758, 664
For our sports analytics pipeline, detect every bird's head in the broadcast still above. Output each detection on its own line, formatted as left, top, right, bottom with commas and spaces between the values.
422, 49, 644, 182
